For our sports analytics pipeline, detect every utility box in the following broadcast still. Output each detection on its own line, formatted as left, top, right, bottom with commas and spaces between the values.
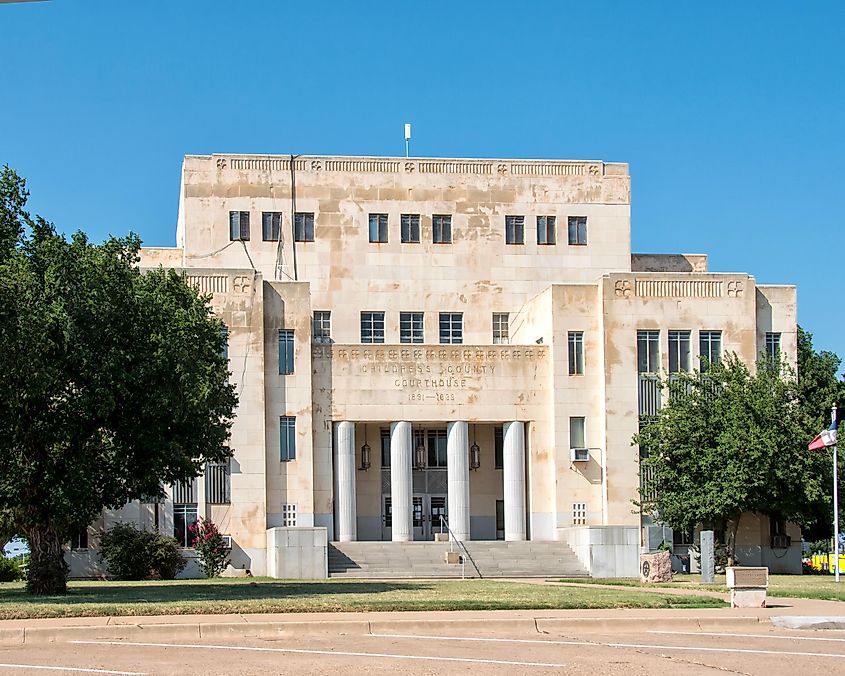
726, 566, 768, 608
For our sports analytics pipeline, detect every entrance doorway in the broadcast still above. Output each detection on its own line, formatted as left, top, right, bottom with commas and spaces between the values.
382, 494, 448, 540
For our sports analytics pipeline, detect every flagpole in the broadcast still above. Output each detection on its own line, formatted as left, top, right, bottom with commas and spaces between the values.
834, 403, 840, 583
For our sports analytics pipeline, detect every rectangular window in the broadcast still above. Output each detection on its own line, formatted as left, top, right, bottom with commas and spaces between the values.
570, 416, 586, 449
280, 416, 296, 461
572, 502, 587, 526
766, 332, 781, 358
262, 212, 282, 241
282, 503, 297, 527
368, 213, 388, 243
294, 212, 314, 242
426, 429, 448, 468
220, 325, 229, 362
439, 312, 463, 344
70, 526, 88, 550
505, 215, 525, 245
637, 330, 660, 373
492, 313, 509, 344
432, 214, 452, 244
494, 426, 504, 469
380, 427, 390, 467
537, 215, 556, 245
567, 216, 587, 245
400, 312, 424, 344
278, 329, 294, 374
229, 211, 250, 241
699, 330, 722, 372
401, 214, 420, 243
361, 311, 385, 343
668, 330, 691, 373
173, 503, 198, 547
568, 331, 585, 375
312, 311, 331, 344
205, 461, 231, 504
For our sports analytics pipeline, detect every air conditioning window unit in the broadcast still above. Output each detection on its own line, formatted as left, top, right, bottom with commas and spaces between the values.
570, 447, 589, 462
221, 534, 233, 548
771, 534, 791, 549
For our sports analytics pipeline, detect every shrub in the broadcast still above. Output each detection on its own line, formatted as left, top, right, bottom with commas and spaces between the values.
99, 523, 186, 580
190, 518, 230, 578
0, 556, 22, 582
150, 534, 187, 580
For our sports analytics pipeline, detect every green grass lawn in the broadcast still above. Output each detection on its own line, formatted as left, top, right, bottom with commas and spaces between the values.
0, 578, 725, 619
558, 574, 845, 602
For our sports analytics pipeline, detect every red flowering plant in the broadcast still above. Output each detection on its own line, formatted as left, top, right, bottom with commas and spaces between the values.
189, 517, 231, 577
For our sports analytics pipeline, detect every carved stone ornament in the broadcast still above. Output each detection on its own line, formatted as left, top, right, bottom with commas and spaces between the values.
232, 275, 251, 294
727, 281, 744, 298
216, 158, 227, 169
311, 160, 322, 171
614, 280, 633, 298
404, 161, 415, 173
589, 164, 600, 176
497, 163, 508, 175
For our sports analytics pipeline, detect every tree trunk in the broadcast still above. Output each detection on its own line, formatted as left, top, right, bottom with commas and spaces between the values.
25, 525, 68, 595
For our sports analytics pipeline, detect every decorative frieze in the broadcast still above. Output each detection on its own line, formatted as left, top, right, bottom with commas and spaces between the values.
186, 275, 228, 294
635, 279, 723, 298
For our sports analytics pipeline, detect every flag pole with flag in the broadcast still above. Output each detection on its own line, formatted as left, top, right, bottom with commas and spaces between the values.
809, 404, 840, 582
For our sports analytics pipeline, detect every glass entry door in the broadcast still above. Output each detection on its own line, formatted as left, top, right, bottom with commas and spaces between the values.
412, 496, 425, 540
429, 495, 448, 537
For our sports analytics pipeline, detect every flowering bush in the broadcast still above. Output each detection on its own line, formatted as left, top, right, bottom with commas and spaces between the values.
190, 517, 230, 577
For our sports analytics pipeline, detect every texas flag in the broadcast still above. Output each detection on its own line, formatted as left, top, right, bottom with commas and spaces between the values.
809, 419, 838, 450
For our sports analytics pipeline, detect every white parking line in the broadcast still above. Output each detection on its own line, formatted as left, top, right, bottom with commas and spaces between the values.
649, 630, 845, 643
70, 640, 566, 669
0, 665, 144, 675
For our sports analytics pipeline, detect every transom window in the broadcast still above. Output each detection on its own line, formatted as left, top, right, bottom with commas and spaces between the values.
294, 212, 314, 242
568, 331, 584, 375
492, 312, 509, 344
313, 311, 331, 344
637, 330, 660, 373
568, 216, 587, 246
699, 330, 722, 372
262, 212, 282, 241
765, 332, 781, 358
278, 329, 294, 374
537, 216, 556, 245
400, 312, 424, 343
668, 330, 691, 373
361, 311, 385, 343
439, 312, 463, 344
229, 211, 250, 241
401, 214, 420, 243
280, 416, 296, 461
432, 214, 452, 244
369, 213, 388, 243
505, 215, 524, 245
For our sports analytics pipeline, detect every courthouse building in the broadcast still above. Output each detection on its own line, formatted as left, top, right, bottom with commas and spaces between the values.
69, 153, 800, 578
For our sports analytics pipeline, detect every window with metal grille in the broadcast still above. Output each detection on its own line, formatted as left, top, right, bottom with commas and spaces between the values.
492, 313, 509, 344
494, 426, 504, 469
765, 332, 781, 359
572, 502, 587, 526
699, 330, 722, 372
401, 214, 420, 243
668, 330, 691, 373
171, 477, 197, 504
294, 212, 314, 242
70, 526, 88, 549
280, 416, 296, 462
282, 503, 297, 527
262, 212, 282, 241
278, 329, 294, 374
205, 461, 231, 504
361, 311, 385, 343
432, 214, 452, 244
570, 417, 586, 450
368, 213, 388, 243
400, 312, 424, 343
568, 331, 584, 375
229, 211, 250, 241
505, 215, 524, 245
637, 330, 660, 373
439, 312, 463, 344
567, 216, 587, 245
174, 503, 198, 547
537, 215, 556, 245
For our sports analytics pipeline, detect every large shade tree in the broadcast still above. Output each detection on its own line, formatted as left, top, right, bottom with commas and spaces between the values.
0, 167, 237, 594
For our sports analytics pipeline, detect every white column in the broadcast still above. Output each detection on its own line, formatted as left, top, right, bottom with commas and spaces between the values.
390, 421, 413, 542
333, 421, 357, 542
503, 421, 526, 541
447, 421, 470, 541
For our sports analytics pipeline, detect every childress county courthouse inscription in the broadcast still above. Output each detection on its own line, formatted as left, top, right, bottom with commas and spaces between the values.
312, 345, 549, 404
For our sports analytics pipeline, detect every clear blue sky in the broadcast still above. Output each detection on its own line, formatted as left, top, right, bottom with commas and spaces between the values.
2, 1, 843, 355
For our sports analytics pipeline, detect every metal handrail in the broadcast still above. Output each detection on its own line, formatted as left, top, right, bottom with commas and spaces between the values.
438, 515, 482, 579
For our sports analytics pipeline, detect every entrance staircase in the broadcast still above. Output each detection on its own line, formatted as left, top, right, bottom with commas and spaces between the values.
328, 540, 588, 578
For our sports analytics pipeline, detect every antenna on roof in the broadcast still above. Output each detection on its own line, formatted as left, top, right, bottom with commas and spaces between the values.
404, 123, 411, 158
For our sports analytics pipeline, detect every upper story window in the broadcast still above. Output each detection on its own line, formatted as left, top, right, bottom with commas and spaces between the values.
294, 212, 314, 242
439, 312, 463, 344
569, 416, 586, 449
400, 312, 424, 344
313, 311, 331, 344
505, 215, 524, 245
220, 325, 229, 362
380, 427, 390, 467
765, 332, 781, 359
262, 212, 282, 241
568, 216, 587, 246
492, 312, 509, 344
426, 429, 448, 468
494, 426, 504, 469
432, 214, 452, 244
401, 214, 421, 243
668, 330, 691, 373
699, 330, 722, 372
361, 311, 385, 344
568, 331, 584, 375
280, 416, 296, 461
369, 213, 388, 243
278, 329, 294, 375
537, 216, 556, 245
229, 211, 250, 241
637, 330, 660, 374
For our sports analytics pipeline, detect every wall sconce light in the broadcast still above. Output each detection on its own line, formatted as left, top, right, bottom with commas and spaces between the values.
415, 443, 426, 470
359, 426, 371, 471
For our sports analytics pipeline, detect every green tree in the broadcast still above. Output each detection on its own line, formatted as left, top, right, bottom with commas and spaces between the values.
0, 166, 237, 595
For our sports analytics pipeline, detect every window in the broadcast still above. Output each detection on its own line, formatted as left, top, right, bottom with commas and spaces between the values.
229, 211, 250, 241
637, 330, 660, 373
174, 503, 198, 547
668, 330, 691, 373
278, 329, 294, 374
568, 331, 585, 375
505, 215, 524, 245
492, 313, 509, 344
220, 325, 229, 362
426, 429, 448, 468
401, 214, 420, 243
439, 312, 463, 344
369, 213, 388, 243
361, 311, 385, 343
570, 416, 586, 449
572, 502, 587, 526
766, 332, 781, 359
294, 212, 314, 242
280, 416, 296, 461
494, 426, 504, 469
432, 214, 452, 244
567, 216, 587, 245
380, 427, 390, 467
699, 330, 722, 372
205, 461, 231, 504
262, 212, 282, 241
313, 311, 331, 344
400, 312, 424, 344
537, 216, 556, 245
282, 503, 297, 527
70, 526, 88, 550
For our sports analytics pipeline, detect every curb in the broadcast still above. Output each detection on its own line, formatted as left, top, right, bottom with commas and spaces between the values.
771, 616, 845, 630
